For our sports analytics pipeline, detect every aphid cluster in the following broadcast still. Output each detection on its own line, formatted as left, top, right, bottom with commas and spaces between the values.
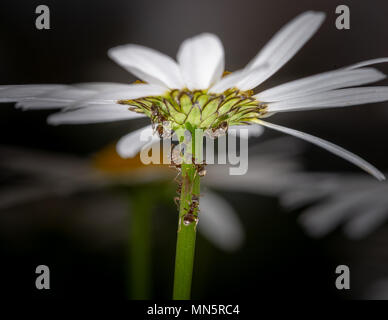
169, 147, 206, 229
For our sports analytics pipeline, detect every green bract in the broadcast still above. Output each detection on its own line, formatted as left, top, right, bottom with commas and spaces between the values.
118, 88, 267, 132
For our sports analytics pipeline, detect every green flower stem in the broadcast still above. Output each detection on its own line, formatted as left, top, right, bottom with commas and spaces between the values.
129, 190, 152, 300
173, 125, 202, 300
173, 162, 200, 300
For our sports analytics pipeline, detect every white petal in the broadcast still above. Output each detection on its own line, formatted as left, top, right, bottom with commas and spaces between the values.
256, 68, 386, 102
74, 84, 167, 107
364, 279, 388, 300
245, 11, 325, 70
108, 44, 184, 89
345, 57, 388, 70
74, 82, 134, 91
116, 125, 160, 158
279, 173, 340, 208
266, 87, 388, 112
16, 87, 98, 110
280, 188, 327, 209
47, 104, 145, 125
299, 194, 362, 237
177, 33, 224, 90
0, 146, 103, 187
228, 124, 264, 138
198, 191, 245, 251
0, 185, 51, 210
255, 119, 385, 181
235, 65, 275, 91
209, 70, 246, 94
344, 199, 388, 239
205, 154, 299, 196
0, 83, 149, 110
237, 11, 325, 90
16, 100, 72, 109
0, 84, 67, 102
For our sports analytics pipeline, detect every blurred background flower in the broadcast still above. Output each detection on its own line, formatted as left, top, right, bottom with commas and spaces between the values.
0, 143, 248, 252
281, 172, 388, 240
269, 170, 388, 300
0, 142, 247, 299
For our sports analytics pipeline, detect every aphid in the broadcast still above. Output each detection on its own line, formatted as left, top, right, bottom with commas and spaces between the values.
169, 160, 182, 174
182, 212, 198, 226
219, 121, 228, 130
205, 121, 228, 139
193, 158, 207, 177
178, 211, 198, 232
161, 121, 173, 138
150, 105, 162, 123
150, 105, 172, 138
198, 168, 207, 177
181, 196, 199, 228
174, 173, 182, 196
189, 195, 199, 211
155, 124, 164, 137
196, 163, 207, 177
171, 145, 183, 166
175, 179, 182, 194
190, 199, 199, 210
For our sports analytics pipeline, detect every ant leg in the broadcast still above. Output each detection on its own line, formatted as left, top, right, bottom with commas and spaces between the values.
174, 196, 180, 208
173, 172, 181, 183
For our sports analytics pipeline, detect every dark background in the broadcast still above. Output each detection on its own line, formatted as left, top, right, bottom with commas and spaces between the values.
0, 0, 387, 299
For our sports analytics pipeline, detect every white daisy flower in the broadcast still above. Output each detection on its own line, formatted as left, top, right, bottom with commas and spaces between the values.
1, 11, 388, 180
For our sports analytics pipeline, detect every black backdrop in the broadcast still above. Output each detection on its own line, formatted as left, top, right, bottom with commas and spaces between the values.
0, 0, 387, 299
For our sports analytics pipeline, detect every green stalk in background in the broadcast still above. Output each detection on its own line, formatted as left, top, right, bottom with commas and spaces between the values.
129, 189, 153, 300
